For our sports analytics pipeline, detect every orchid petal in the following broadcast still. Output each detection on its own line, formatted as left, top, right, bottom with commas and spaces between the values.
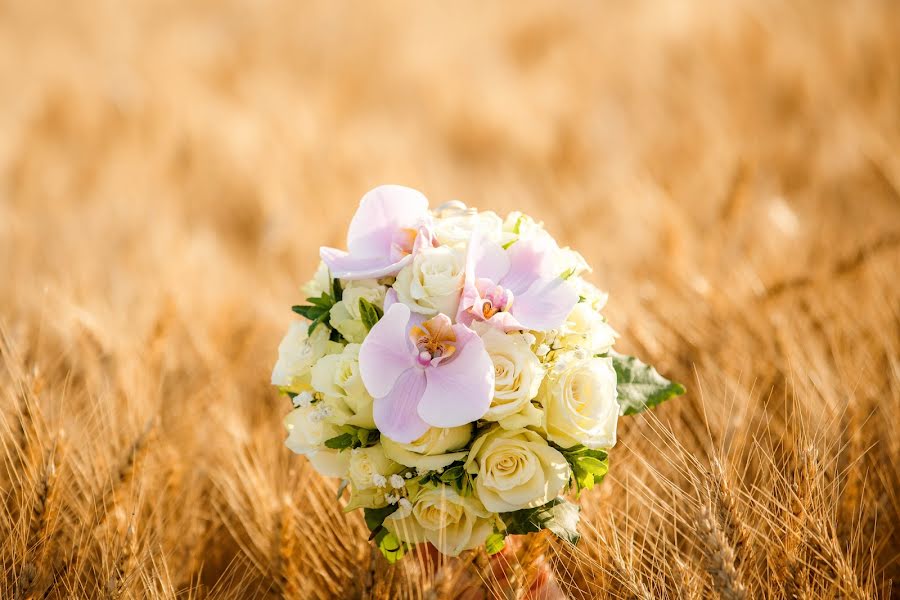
374, 368, 430, 443
347, 185, 429, 257
501, 236, 558, 294
470, 236, 509, 283
384, 289, 426, 332
485, 310, 526, 332
510, 276, 578, 332
359, 303, 415, 398
418, 326, 494, 427
458, 229, 508, 322
319, 247, 413, 280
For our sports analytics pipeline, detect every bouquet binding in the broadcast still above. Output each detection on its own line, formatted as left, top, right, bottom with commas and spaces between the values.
272, 185, 684, 561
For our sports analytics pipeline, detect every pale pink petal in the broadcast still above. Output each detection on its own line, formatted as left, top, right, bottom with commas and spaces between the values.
320, 247, 413, 280
485, 310, 526, 332
417, 326, 494, 427
510, 277, 578, 332
374, 368, 430, 443
384, 289, 426, 332
500, 236, 557, 294
458, 230, 507, 322
359, 303, 415, 398
346, 185, 429, 257
470, 236, 509, 283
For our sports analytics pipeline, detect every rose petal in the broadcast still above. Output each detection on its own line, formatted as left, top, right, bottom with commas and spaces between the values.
359, 303, 415, 398
418, 326, 494, 427
510, 276, 578, 332
374, 368, 430, 443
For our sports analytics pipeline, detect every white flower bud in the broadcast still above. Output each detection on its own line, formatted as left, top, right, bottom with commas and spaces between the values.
389, 474, 405, 489
292, 391, 314, 408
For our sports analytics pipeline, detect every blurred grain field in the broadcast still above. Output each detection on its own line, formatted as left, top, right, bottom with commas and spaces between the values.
1, 1, 899, 598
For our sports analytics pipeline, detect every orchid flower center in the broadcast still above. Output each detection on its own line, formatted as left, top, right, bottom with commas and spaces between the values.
409, 314, 457, 366
390, 227, 419, 261
474, 280, 514, 320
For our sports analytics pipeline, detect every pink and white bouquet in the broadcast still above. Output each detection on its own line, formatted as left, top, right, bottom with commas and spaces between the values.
272, 185, 684, 560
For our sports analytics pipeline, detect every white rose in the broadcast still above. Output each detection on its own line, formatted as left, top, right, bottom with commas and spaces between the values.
307, 450, 350, 478
540, 353, 618, 449
302, 261, 332, 298
329, 281, 386, 343
381, 426, 472, 471
312, 344, 375, 429
557, 247, 591, 278
474, 325, 545, 427
570, 278, 608, 311
502, 211, 544, 240
348, 445, 403, 491
272, 323, 338, 391
393, 246, 466, 316
464, 427, 569, 513
283, 403, 337, 454
384, 485, 494, 556
284, 404, 349, 477
558, 302, 617, 355
432, 209, 504, 248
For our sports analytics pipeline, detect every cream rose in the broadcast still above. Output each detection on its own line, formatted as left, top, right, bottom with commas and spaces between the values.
464, 427, 569, 512
393, 246, 465, 316
311, 344, 375, 429
384, 485, 494, 556
284, 404, 349, 477
381, 426, 472, 471
558, 302, 617, 355
302, 260, 331, 298
540, 353, 618, 449
271, 323, 337, 391
328, 281, 386, 343
474, 325, 545, 427
348, 445, 403, 491
432, 207, 504, 249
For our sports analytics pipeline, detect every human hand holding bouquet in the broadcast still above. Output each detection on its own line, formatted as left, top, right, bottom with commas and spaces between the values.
272, 185, 685, 561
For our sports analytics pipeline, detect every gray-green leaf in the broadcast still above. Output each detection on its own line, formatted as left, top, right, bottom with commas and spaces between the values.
611, 352, 686, 416
501, 498, 581, 545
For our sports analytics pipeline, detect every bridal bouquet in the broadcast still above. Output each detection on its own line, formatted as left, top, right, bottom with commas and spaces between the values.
272, 185, 684, 561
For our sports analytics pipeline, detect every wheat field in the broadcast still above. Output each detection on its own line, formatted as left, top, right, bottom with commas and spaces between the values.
1, 1, 899, 598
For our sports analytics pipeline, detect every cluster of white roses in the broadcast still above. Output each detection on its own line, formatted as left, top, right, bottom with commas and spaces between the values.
272, 186, 683, 560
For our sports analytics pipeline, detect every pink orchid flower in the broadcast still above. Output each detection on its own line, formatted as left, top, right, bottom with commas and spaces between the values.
320, 185, 434, 280
457, 231, 578, 332
359, 302, 494, 443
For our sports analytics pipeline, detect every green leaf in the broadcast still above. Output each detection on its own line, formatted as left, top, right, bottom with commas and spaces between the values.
358, 297, 384, 331
501, 498, 581, 545
611, 352, 686, 416
485, 532, 506, 555
364, 505, 399, 533
332, 277, 343, 302
357, 428, 370, 447
324, 433, 355, 450
559, 446, 609, 493
374, 529, 407, 563
306, 293, 334, 309
439, 465, 465, 484
291, 304, 324, 320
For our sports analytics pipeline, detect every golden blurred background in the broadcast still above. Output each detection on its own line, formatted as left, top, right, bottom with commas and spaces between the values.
1, 1, 899, 598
